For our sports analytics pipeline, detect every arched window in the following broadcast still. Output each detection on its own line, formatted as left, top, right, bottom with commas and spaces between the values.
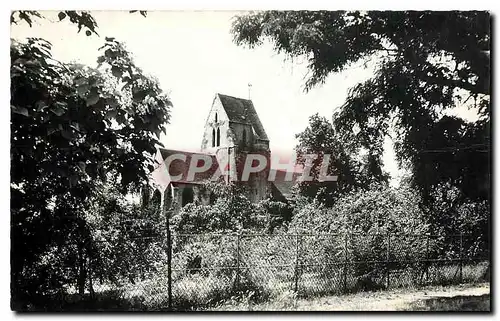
182, 187, 194, 207
215, 112, 218, 123
242, 129, 247, 147
212, 128, 216, 147
216, 128, 221, 147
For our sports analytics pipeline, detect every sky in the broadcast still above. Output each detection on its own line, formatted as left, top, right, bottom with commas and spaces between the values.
10, 10, 483, 185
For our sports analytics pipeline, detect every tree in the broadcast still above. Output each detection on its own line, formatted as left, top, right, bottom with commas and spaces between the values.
85, 182, 166, 291
231, 11, 490, 203
11, 12, 171, 309
289, 182, 434, 288
295, 113, 387, 205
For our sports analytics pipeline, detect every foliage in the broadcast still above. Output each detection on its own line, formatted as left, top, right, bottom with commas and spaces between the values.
85, 183, 166, 287
255, 198, 294, 232
231, 11, 490, 203
11, 10, 148, 36
426, 182, 489, 258
295, 113, 388, 205
171, 182, 267, 234
289, 183, 433, 281
11, 13, 171, 309
290, 183, 428, 234
172, 236, 237, 278
11, 11, 99, 36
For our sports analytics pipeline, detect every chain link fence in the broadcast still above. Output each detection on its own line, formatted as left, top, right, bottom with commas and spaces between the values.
79, 231, 489, 311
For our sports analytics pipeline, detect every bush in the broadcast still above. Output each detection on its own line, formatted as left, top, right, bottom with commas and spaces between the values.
288, 183, 434, 289
428, 182, 490, 258
255, 199, 294, 232
172, 191, 267, 234
172, 235, 237, 278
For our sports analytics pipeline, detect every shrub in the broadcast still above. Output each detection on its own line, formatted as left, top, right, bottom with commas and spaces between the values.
255, 199, 294, 232
171, 189, 267, 234
427, 182, 490, 259
288, 183, 434, 289
172, 235, 237, 278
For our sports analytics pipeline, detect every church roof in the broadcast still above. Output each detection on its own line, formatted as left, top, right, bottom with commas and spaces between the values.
158, 148, 221, 184
269, 169, 301, 198
217, 93, 269, 141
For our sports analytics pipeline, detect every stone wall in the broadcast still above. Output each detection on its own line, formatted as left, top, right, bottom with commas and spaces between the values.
199, 94, 272, 203
200, 95, 235, 152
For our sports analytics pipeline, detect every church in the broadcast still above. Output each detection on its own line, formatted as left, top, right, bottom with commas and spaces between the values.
157, 93, 288, 210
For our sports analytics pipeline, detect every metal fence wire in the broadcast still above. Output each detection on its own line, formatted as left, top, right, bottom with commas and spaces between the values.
85, 231, 489, 310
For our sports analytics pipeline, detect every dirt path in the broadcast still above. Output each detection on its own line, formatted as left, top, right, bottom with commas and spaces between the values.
213, 283, 490, 311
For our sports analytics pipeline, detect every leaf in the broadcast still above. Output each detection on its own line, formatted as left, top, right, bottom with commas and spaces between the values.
86, 90, 100, 106
69, 174, 79, 188
58, 12, 66, 21
18, 12, 32, 27
154, 128, 161, 139
77, 161, 86, 172
76, 84, 89, 97
116, 113, 126, 124
51, 102, 67, 116
74, 76, 87, 86
112, 96, 123, 107
104, 48, 118, 59
105, 109, 118, 119
132, 89, 148, 102
61, 129, 73, 140
36, 101, 48, 112
111, 66, 123, 78
70, 122, 80, 132
12, 105, 29, 117
47, 127, 59, 135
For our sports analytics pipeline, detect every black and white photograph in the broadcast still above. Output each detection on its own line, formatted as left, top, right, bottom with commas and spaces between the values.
8, 7, 491, 312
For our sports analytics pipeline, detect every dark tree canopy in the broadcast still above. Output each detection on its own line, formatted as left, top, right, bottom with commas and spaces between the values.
295, 114, 388, 205
232, 11, 490, 202
11, 11, 171, 309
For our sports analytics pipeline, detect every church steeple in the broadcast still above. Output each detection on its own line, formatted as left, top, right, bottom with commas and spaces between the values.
199, 93, 272, 202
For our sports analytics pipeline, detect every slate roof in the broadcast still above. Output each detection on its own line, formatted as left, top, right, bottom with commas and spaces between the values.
217, 93, 269, 141
158, 148, 221, 184
269, 169, 301, 198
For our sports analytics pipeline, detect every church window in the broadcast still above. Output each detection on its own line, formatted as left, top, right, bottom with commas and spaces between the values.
216, 127, 221, 146
182, 187, 194, 207
215, 112, 218, 123
212, 128, 216, 147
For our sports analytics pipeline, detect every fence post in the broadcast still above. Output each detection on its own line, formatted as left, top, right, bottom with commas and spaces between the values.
294, 233, 301, 294
459, 233, 463, 283
343, 233, 348, 293
386, 233, 391, 289
235, 232, 241, 291
161, 190, 173, 311
425, 235, 430, 285
166, 211, 172, 310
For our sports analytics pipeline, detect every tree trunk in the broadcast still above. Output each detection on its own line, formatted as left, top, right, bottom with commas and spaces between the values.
77, 244, 87, 296
88, 257, 95, 298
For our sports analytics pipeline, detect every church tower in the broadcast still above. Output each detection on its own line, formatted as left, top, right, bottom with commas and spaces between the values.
201, 93, 271, 202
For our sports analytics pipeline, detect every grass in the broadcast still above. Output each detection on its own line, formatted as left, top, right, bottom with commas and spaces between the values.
101, 261, 491, 311
405, 294, 490, 311
213, 283, 490, 311
16, 260, 488, 311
